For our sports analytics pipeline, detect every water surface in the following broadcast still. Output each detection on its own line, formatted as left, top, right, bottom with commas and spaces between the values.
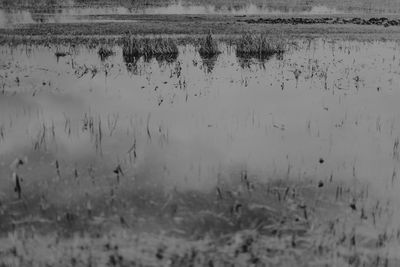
1, 39, 400, 195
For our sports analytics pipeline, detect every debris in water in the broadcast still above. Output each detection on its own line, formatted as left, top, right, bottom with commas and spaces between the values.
12, 172, 22, 199
113, 164, 124, 183
10, 157, 27, 171
55, 160, 61, 178
350, 199, 357, 211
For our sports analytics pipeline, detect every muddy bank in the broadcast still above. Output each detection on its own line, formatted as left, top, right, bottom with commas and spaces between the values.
244, 16, 400, 27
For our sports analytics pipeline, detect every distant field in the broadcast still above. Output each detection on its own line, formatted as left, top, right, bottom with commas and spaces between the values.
2, 13, 400, 45
2, 0, 400, 14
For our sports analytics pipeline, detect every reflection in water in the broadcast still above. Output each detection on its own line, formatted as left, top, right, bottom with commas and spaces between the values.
2, 38, 400, 241
1, 39, 400, 198
198, 33, 221, 73
122, 50, 179, 75
124, 59, 140, 75
122, 47, 140, 74
237, 53, 284, 69
121, 37, 179, 75
201, 56, 218, 73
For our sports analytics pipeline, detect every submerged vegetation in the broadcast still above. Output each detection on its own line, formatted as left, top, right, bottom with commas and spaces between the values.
236, 34, 284, 60
122, 36, 179, 63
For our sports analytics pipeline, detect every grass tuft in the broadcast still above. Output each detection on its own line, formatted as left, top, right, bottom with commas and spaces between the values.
98, 46, 114, 61
236, 34, 284, 59
122, 36, 179, 63
198, 32, 220, 58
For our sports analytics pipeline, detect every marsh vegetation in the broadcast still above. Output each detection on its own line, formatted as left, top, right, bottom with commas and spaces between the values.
198, 32, 220, 58
1, 0, 400, 265
0, 37, 399, 265
236, 34, 284, 60
122, 36, 179, 63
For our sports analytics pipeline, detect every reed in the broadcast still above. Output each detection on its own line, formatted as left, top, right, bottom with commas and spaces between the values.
122, 36, 178, 63
236, 34, 284, 59
198, 32, 220, 58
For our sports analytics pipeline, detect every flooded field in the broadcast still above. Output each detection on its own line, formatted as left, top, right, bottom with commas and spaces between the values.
1, 36, 400, 265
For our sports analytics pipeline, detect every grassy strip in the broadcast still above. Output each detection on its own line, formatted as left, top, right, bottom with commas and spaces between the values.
1, 14, 399, 40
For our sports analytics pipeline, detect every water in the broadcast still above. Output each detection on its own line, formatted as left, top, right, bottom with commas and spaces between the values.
1, 39, 400, 195
1, 37, 400, 248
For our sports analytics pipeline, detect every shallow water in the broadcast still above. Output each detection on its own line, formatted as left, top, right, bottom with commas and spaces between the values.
1, 39, 400, 196
1, 38, 400, 239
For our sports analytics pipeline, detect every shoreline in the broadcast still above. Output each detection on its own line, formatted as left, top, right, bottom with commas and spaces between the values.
1, 15, 400, 45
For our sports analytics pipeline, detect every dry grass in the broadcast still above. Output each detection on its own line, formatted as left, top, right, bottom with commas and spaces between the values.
198, 32, 220, 58
236, 34, 284, 60
122, 36, 178, 63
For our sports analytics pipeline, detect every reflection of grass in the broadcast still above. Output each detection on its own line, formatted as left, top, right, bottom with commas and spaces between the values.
122, 36, 178, 63
2, 33, 400, 267
198, 33, 220, 73
236, 34, 284, 60
201, 56, 218, 73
